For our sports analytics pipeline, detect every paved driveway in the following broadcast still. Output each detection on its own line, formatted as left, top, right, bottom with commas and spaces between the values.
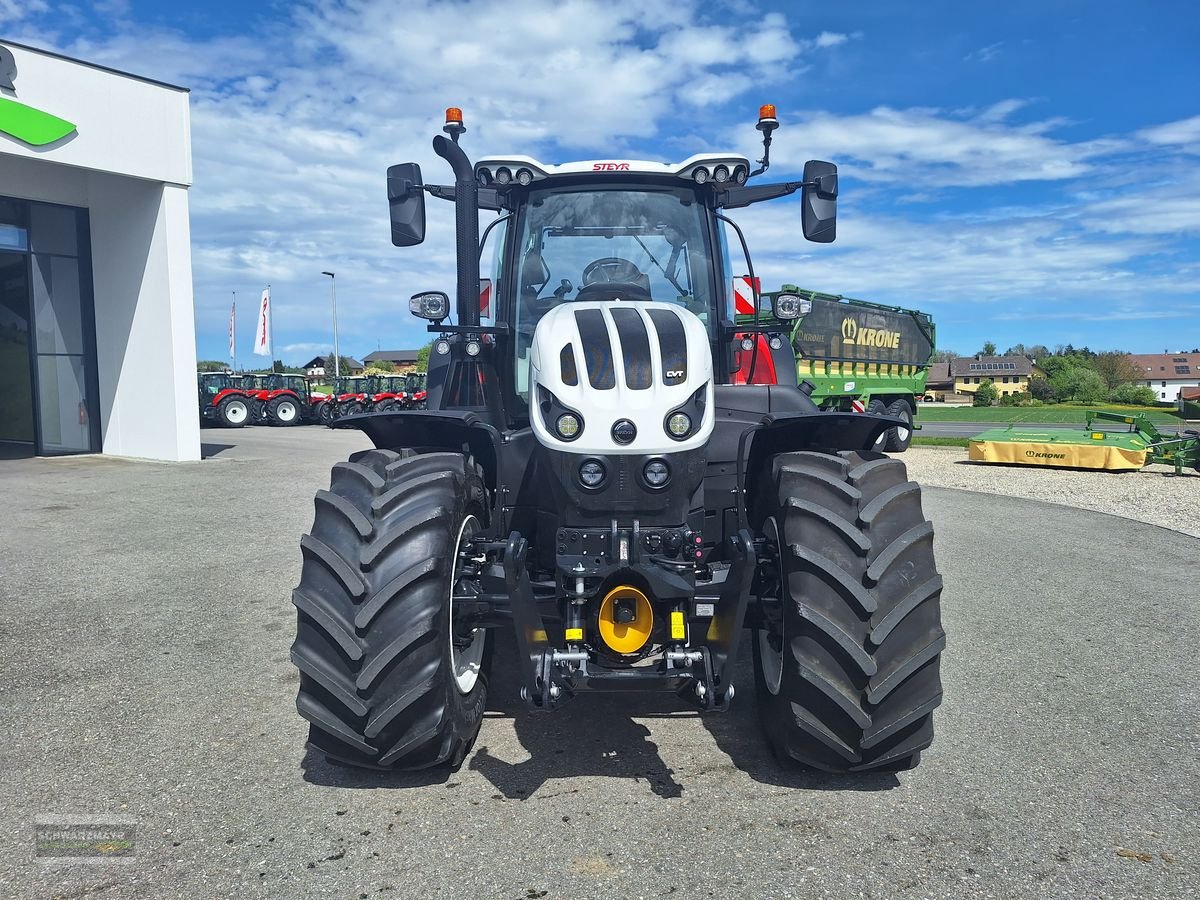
1, 427, 1195, 898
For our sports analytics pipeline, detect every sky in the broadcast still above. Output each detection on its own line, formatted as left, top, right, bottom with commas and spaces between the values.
3, 0, 1198, 361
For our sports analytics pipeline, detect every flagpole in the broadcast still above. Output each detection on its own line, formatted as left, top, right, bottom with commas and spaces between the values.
231, 290, 238, 373
267, 283, 276, 372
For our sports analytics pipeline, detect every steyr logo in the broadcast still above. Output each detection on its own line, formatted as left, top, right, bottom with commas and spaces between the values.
0, 44, 79, 147
593, 162, 631, 171
841, 316, 901, 350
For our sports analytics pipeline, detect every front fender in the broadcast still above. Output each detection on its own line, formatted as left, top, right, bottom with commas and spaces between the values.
333, 409, 503, 491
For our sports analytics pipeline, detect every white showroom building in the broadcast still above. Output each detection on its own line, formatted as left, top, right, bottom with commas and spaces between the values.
0, 39, 198, 461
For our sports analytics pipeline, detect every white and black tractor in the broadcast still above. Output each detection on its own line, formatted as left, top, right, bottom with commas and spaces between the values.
290, 107, 945, 773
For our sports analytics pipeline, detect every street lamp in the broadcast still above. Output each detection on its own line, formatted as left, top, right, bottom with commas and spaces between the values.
321, 271, 340, 378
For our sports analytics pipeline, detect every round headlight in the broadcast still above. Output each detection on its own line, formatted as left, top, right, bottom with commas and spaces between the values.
666, 412, 691, 438
693, 167, 710, 184
579, 460, 606, 488
740, 336, 755, 351
495, 166, 512, 185
714, 164, 730, 183
556, 413, 581, 440
769, 335, 784, 350
733, 165, 748, 185
435, 339, 451, 355
643, 459, 670, 488
476, 168, 492, 186
465, 340, 481, 357
516, 168, 533, 186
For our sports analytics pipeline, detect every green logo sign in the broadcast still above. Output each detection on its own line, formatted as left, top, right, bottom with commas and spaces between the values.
0, 44, 78, 147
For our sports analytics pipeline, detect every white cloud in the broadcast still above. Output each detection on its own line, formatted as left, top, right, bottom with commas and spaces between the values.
1137, 115, 1200, 150
814, 31, 848, 48
964, 41, 1003, 63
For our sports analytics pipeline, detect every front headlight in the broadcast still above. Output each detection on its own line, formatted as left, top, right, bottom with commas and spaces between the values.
556, 413, 582, 440
666, 412, 691, 439
643, 459, 670, 488
579, 459, 606, 488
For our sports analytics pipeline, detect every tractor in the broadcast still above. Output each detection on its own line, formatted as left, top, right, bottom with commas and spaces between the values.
405, 371, 428, 409
290, 106, 945, 773
236, 374, 271, 424
368, 376, 411, 412
260, 374, 332, 426
329, 376, 372, 419
197, 372, 252, 428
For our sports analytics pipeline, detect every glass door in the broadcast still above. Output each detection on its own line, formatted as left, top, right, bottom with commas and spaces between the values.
0, 247, 34, 455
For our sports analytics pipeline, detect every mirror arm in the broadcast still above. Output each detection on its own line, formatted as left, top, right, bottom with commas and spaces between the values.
433, 134, 482, 328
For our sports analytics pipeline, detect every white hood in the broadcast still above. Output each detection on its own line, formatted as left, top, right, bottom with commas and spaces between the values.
529, 301, 714, 455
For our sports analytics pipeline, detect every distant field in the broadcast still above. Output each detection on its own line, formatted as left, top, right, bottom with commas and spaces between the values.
916, 404, 1180, 425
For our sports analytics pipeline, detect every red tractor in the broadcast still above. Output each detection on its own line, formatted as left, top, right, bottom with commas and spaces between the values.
368, 375, 412, 411
259, 374, 334, 425
330, 376, 372, 417
404, 371, 427, 409
236, 374, 271, 424
197, 372, 252, 428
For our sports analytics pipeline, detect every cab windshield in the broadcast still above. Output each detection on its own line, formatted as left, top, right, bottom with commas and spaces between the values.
512, 185, 716, 398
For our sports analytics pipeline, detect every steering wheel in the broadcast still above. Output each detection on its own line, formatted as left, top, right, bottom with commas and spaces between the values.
582, 257, 643, 285
576, 257, 652, 301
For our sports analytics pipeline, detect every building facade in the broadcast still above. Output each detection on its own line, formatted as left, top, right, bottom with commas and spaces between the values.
362, 349, 421, 373
0, 41, 197, 461
302, 355, 364, 377
950, 356, 1042, 396
1127, 353, 1200, 403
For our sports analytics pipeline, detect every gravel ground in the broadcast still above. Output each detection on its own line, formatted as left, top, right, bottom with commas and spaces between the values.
1, 428, 1197, 899
903, 447, 1200, 538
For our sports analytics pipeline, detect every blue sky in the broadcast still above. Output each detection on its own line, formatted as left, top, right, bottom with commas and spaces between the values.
4, 0, 1198, 361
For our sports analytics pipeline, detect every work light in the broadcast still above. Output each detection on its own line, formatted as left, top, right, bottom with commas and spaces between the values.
579, 460, 606, 488
666, 412, 691, 438
556, 413, 581, 440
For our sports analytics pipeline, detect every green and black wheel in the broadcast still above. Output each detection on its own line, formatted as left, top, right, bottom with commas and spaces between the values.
290, 449, 490, 769
752, 450, 945, 772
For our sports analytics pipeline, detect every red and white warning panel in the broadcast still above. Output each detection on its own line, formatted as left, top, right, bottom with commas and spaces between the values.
851, 399, 866, 413
733, 275, 760, 315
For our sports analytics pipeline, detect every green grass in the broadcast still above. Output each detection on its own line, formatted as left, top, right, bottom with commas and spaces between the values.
912, 436, 970, 448
916, 403, 1180, 425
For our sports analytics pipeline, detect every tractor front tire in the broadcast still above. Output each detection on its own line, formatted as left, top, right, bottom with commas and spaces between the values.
291, 449, 489, 770
316, 401, 333, 425
269, 395, 301, 426
752, 450, 945, 772
217, 395, 250, 428
884, 399, 914, 453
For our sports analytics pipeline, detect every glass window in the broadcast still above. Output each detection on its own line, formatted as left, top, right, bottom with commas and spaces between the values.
36, 354, 91, 454
30, 204, 79, 256
32, 254, 84, 354
511, 185, 714, 400
0, 198, 28, 251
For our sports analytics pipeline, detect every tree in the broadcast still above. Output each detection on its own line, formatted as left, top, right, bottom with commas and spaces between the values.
416, 342, 432, 370
932, 349, 959, 363
1057, 368, 1107, 403
197, 359, 228, 372
332, 356, 358, 375
1092, 351, 1140, 390
981, 341, 997, 356
1003, 343, 1027, 357
1109, 383, 1158, 406
1026, 345, 1051, 361
1029, 377, 1056, 402
368, 360, 396, 373
973, 380, 997, 407
272, 359, 285, 373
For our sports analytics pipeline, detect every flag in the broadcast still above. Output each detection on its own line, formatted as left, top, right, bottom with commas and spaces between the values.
252, 288, 271, 357
228, 302, 236, 359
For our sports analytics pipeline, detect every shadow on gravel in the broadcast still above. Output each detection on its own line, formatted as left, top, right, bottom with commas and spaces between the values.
470, 631, 900, 798
299, 629, 899, 795
200, 442, 237, 459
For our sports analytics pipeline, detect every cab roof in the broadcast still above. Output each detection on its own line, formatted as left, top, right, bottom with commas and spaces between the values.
473, 153, 751, 188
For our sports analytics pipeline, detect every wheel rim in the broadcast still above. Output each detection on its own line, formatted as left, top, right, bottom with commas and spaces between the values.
278, 401, 297, 421
757, 516, 785, 696
895, 422, 911, 442
449, 514, 485, 694
226, 401, 247, 424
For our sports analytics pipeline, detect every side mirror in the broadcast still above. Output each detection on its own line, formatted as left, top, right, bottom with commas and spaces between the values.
801, 160, 837, 244
409, 290, 450, 322
387, 163, 426, 247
